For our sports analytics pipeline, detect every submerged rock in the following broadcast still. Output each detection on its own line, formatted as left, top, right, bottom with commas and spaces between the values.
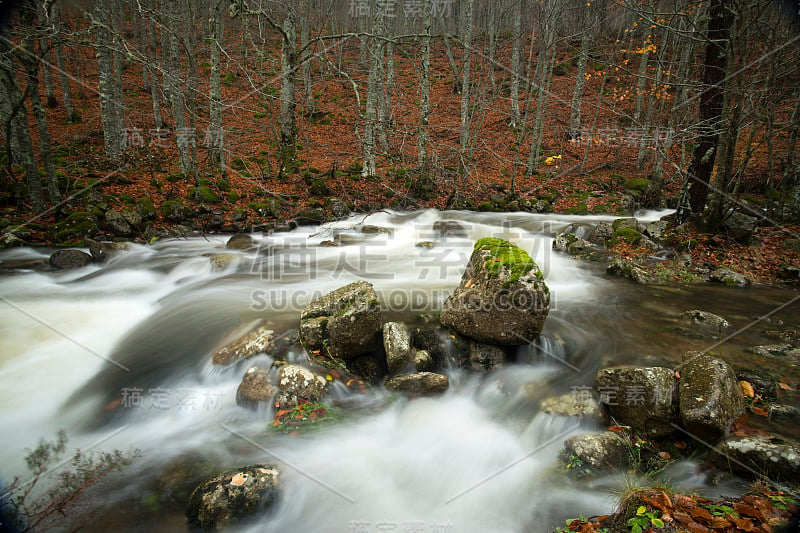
541, 392, 601, 420
679, 352, 745, 442
86, 238, 129, 262
440, 238, 550, 346
385, 372, 449, 396
212, 320, 275, 365
679, 309, 730, 330
298, 281, 382, 364
274, 363, 328, 410
49, 249, 92, 269
186, 464, 279, 530
594, 366, 679, 438
432, 220, 468, 238
714, 434, 800, 482
468, 340, 507, 372
606, 257, 651, 284
226, 233, 254, 250
236, 367, 277, 410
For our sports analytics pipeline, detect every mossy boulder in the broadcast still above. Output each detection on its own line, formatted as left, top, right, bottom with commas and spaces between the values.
624, 178, 650, 191
136, 197, 157, 221
611, 226, 643, 246
185, 465, 279, 530
679, 352, 745, 442
160, 201, 192, 223
309, 178, 332, 197
194, 186, 220, 204
54, 211, 99, 241
298, 281, 382, 365
439, 238, 550, 346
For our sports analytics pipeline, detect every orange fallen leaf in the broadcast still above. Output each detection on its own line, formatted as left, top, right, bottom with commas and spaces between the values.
740, 380, 755, 398
778, 382, 793, 391
658, 451, 671, 460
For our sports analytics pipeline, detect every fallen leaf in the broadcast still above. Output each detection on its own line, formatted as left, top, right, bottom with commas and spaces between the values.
778, 382, 793, 391
658, 451, 671, 460
740, 380, 755, 398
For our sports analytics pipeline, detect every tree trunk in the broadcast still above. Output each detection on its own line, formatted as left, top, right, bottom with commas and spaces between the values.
676, 0, 734, 224
526, 0, 558, 174
145, 15, 164, 129
278, 11, 298, 176
55, 38, 79, 123
95, 1, 124, 160
164, 0, 194, 177
208, 0, 225, 171
458, 0, 474, 178
184, 0, 198, 168
22, 33, 60, 204
378, 40, 393, 154
418, 0, 432, 170
362, 7, 384, 177
509, 0, 523, 128
568, 2, 597, 139
0, 46, 45, 213
300, 0, 314, 114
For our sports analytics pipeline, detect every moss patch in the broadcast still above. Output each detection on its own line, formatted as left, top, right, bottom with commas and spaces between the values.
611, 227, 643, 245
473, 237, 540, 284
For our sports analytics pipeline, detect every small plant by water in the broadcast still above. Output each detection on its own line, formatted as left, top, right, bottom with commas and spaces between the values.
272, 402, 338, 434
627, 504, 665, 532
0, 430, 138, 532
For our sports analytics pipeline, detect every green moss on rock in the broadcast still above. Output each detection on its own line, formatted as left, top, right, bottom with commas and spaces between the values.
473, 237, 540, 284
611, 227, 643, 245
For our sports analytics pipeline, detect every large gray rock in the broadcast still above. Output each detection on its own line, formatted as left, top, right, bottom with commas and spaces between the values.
588, 222, 613, 245
274, 363, 328, 410
186, 464, 279, 530
105, 209, 133, 237
299, 281, 382, 363
679, 352, 745, 442
644, 220, 669, 241
562, 432, 630, 473
236, 367, 277, 409
385, 372, 449, 396
212, 320, 275, 365
226, 233, 254, 250
86, 238, 129, 262
709, 268, 750, 287
594, 366, 679, 438
49, 249, 92, 269
383, 322, 413, 374
721, 211, 757, 244
439, 238, 550, 346
714, 435, 800, 482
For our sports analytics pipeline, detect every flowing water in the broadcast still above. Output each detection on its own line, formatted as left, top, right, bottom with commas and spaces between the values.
1, 209, 798, 532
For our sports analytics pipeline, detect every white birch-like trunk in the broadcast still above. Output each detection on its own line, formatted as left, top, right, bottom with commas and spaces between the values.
458, 0, 474, 177
418, 0, 432, 169
509, 0, 523, 128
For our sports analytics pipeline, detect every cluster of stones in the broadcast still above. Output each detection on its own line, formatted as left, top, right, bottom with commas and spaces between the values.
553, 214, 756, 286
186, 232, 552, 528
557, 350, 800, 483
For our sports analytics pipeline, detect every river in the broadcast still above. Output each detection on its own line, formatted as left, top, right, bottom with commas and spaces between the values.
1, 209, 797, 532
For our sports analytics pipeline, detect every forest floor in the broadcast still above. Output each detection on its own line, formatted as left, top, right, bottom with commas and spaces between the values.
1, 34, 799, 288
